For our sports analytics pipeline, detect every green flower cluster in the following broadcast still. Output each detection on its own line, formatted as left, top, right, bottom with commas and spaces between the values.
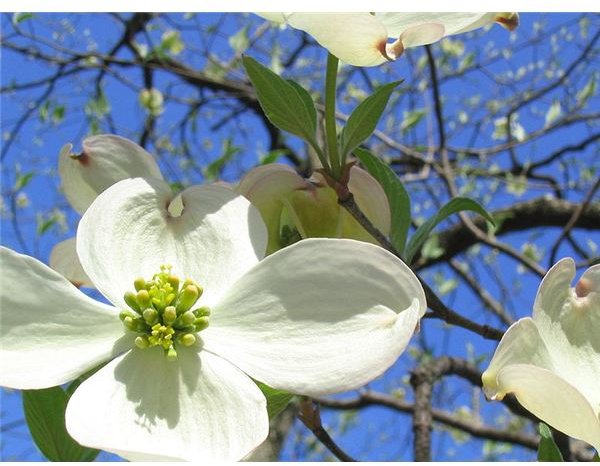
119, 265, 210, 360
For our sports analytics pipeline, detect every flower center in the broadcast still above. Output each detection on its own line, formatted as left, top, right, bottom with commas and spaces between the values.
119, 265, 210, 361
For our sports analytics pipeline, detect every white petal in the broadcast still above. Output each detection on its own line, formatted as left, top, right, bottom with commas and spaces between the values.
533, 257, 575, 321
286, 13, 389, 66
65, 347, 268, 461
345, 165, 391, 236
255, 12, 288, 23
77, 178, 267, 309
377, 12, 499, 39
481, 317, 554, 399
494, 364, 600, 452
580, 262, 600, 294
59, 134, 163, 214
532, 258, 600, 416
397, 23, 446, 48
205, 238, 426, 396
49, 237, 94, 288
483, 260, 600, 451
237, 164, 307, 254
0, 247, 129, 389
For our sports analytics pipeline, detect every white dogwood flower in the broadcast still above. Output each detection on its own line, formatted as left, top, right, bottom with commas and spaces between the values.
51, 135, 163, 286
259, 12, 518, 67
237, 163, 390, 254
482, 258, 600, 452
1, 177, 426, 461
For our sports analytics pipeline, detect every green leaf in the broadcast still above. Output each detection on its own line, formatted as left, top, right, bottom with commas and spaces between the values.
260, 148, 288, 165
161, 30, 184, 55
400, 109, 426, 132
354, 148, 411, 254
23, 387, 99, 461
229, 25, 250, 53
592, 451, 599, 461
39, 100, 50, 123
256, 382, 294, 420
12, 12, 35, 24
203, 138, 240, 181
85, 91, 110, 118
544, 100, 562, 127
537, 423, 564, 462
404, 197, 496, 264
14, 172, 34, 191
577, 72, 597, 106
242, 56, 316, 144
340, 81, 401, 158
36, 216, 57, 236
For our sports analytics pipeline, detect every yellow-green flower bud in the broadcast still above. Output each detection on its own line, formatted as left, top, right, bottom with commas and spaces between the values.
194, 316, 210, 332
195, 306, 211, 318
181, 311, 196, 326
123, 315, 134, 329
137, 289, 150, 308
119, 309, 137, 321
179, 333, 196, 347
142, 308, 158, 325
168, 275, 180, 292
124, 291, 142, 313
134, 277, 147, 292
135, 335, 150, 349
176, 285, 200, 314
166, 346, 178, 361
164, 306, 177, 325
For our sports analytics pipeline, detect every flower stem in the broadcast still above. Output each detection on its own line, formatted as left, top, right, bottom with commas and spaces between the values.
324, 53, 341, 179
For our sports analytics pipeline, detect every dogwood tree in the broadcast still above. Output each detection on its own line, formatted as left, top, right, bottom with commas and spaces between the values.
1, 11, 598, 462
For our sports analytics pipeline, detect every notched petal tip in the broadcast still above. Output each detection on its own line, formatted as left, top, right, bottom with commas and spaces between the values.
167, 192, 184, 218
381, 39, 403, 62
575, 277, 592, 298
59, 142, 73, 158
495, 12, 519, 31
481, 370, 501, 400
59, 142, 89, 164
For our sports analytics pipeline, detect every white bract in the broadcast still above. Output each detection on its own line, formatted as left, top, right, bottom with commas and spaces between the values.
259, 12, 518, 67
1, 177, 427, 461
482, 258, 600, 452
51, 135, 163, 286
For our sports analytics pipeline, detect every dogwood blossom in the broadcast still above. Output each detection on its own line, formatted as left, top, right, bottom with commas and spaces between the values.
1, 177, 426, 461
259, 13, 518, 66
237, 163, 390, 254
51, 135, 163, 286
482, 258, 600, 452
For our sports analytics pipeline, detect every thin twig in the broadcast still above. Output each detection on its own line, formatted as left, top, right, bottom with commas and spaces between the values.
298, 398, 356, 462
549, 177, 600, 266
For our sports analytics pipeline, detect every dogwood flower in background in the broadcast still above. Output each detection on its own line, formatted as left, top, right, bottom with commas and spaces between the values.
237, 163, 390, 254
50, 135, 163, 286
259, 12, 519, 66
1, 177, 426, 461
482, 258, 600, 452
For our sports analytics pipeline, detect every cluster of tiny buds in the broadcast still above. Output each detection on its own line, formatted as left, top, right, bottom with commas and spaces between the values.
119, 265, 210, 361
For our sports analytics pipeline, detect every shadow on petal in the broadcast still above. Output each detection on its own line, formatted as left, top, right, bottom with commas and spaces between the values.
113, 345, 201, 431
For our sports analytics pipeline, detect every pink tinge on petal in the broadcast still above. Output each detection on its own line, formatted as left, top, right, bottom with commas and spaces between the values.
399, 22, 446, 48
576, 277, 592, 298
